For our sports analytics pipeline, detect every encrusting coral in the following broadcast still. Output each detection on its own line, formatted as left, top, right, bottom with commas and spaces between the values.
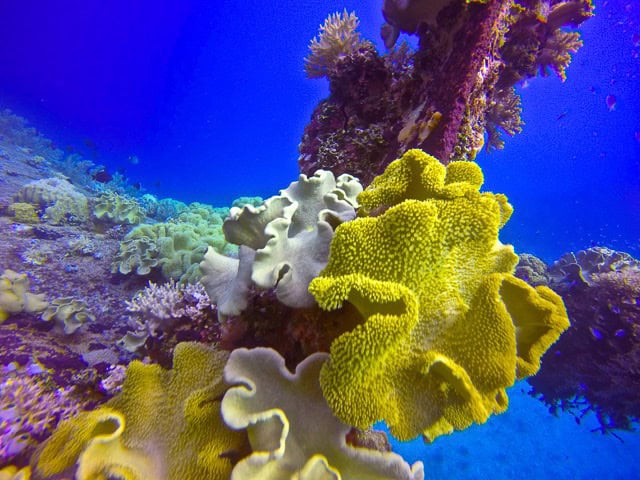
222, 347, 424, 480
31, 342, 245, 480
309, 149, 569, 441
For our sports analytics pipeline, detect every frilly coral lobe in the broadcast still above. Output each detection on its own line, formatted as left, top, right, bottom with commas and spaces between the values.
222, 347, 424, 479
309, 149, 569, 441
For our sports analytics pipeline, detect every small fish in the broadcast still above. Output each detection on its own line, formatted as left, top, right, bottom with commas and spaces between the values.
634, 131, 640, 142
128, 155, 140, 165
132, 182, 142, 190
605, 94, 616, 111
92, 169, 112, 183
556, 110, 568, 120
589, 327, 604, 340
633, 32, 640, 47
84, 138, 97, 150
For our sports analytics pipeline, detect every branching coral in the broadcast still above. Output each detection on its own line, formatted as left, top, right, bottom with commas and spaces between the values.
304, 10, 373, 79
536, 29, 583, 81
1, 363, 82, 466
120, 280, 213, 351
499, 0, 593, 86
309, 149, 569, 441
484, 87, 524, 151
222, 347, 424, 479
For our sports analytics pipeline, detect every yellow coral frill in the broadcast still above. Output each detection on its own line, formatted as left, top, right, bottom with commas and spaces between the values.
309, 149, 569, 441
32, 342, 245, 480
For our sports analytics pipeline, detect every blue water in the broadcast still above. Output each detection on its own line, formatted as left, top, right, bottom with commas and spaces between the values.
1, 0, 639, 478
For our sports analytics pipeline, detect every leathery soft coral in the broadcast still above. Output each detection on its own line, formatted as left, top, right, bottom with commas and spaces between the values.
309, 149, 569, 441
200, 169, 361, 319
32, 342, 245, 480
222, 347, 424, 479
0, 269, 48, 323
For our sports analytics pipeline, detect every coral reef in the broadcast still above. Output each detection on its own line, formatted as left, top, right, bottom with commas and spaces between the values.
299, 1, 593, 185
222, 347, 424, 479
523, 247, 640, 433
0, 1, 606, 476
0, 109, 60, 159
309, 149, 569, 441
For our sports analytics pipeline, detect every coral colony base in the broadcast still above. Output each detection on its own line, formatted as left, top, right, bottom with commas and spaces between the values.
1, 1, 638, 479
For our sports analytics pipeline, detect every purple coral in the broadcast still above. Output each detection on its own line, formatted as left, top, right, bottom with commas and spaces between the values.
525, 247, 640, 434
1, 363, 83, 465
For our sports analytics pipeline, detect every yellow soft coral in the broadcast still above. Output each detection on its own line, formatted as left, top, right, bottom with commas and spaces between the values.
32, 342, 245, 480
0, 466, 31, 480
309, 149, 569, 441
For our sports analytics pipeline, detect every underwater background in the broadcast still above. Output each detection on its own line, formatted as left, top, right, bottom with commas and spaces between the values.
0, 0, 639, 479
